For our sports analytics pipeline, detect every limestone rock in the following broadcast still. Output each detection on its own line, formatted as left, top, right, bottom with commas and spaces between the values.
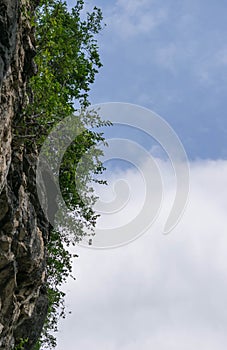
0, 0, 49, 348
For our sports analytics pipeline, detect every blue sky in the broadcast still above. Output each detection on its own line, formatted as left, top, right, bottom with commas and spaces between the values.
56, 1, 227, 349
79, 0, 227, 159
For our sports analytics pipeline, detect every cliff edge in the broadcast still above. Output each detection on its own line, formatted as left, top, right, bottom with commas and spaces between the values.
0, 1, 49, 348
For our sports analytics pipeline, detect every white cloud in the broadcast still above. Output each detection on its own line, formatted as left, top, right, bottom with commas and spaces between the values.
56, 159, 227, 350
106, 0, 167, 39
116, 0, 150, 15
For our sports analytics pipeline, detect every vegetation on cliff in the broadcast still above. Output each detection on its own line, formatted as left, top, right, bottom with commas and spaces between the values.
24, 0, 108, 348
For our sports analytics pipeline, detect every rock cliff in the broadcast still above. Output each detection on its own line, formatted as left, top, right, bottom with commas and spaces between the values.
0, 0, 49, 348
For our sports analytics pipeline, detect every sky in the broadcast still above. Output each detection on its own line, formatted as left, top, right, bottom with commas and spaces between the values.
87, 0, 227, 160
55, 1, 227, 349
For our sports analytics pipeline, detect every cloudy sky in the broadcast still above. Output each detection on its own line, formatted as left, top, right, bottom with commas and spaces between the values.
86, 0, 227, 159
56, 1, 227, 349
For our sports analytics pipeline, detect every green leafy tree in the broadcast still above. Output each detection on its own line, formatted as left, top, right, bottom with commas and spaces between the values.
14, 338, 28, 350
23, 1, 110, 348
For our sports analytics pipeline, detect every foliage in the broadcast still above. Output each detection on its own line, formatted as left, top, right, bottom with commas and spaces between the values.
25, 0, 110, 348
29, 0, 104, 123
14, 338, 28, 350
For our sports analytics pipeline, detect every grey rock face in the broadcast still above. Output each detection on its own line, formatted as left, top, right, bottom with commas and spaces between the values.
0, 0, 19, 86
0, 0, 49, 349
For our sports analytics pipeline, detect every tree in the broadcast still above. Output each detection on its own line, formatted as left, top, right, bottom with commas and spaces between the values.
25, 1, 110, 348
